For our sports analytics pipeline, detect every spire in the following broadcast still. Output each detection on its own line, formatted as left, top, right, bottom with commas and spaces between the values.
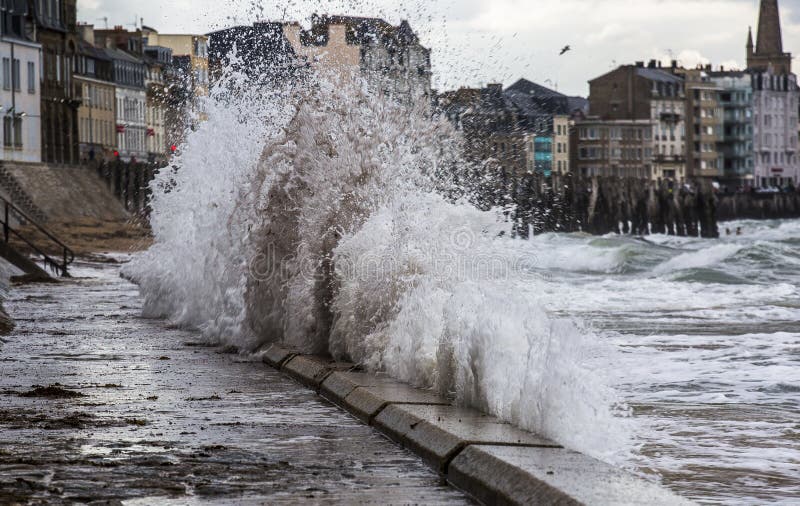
747, 26, 754, 51
755, 0, 783, 55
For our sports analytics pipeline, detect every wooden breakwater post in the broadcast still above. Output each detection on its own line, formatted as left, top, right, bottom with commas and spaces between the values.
90, 160, 161, 216
717, 191, 800, 221
512, 174, 720, 238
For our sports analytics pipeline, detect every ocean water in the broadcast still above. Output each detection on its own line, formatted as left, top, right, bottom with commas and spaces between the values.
124, 68, 800, 503
525, 220, 800, 503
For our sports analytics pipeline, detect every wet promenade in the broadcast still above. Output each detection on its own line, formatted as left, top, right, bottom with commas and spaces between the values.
0, 260, 470, 504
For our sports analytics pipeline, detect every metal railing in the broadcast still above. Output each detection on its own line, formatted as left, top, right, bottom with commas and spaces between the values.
0, 196, 74, 277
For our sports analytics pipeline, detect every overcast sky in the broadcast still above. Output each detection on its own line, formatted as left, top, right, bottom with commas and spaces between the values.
76, 0, 800, 96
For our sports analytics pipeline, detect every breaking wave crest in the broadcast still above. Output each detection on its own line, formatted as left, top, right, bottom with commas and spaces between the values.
124, 68, 634, 465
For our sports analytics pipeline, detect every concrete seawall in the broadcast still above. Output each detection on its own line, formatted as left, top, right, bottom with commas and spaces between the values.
261, 346, 695, 505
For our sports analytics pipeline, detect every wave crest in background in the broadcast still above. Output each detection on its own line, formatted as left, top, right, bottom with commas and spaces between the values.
124, 68, 634, 465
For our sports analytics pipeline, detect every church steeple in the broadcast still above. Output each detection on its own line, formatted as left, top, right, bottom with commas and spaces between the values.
747, 0, 792, 74
756, 0, 783, 55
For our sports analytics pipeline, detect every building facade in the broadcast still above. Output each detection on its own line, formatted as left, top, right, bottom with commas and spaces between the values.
142, 28, 208, 150
751, 69, 799, 187
75, 28, 116, 162
746, 0, 799, 187
589, 63, 686, 180
573, 118, 654, 178
709, 71, 755, 186
144, 45, 171, 162
106, 47, 147, 162
34, 0, 80, 165
0, 1, 42, 162
552, 116, 573, 175
283, 16, 432, 108
678, 68, 724, 179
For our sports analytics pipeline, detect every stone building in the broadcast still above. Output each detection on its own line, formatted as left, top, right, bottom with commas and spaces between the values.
572, 118, 654, 178
33, 0, 80, 165
589, 63, 686, 180
282, 15, 432, 108
0, 1, 42, 162
74, 31, 116, 162
746, 0, 799, 187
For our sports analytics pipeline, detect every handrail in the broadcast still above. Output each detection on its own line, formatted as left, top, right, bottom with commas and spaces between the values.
0, 196, 74, 277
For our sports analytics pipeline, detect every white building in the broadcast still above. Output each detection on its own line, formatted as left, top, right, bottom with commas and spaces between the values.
751, 69, 799, 187
0, 5, 42, 163
106, 47, 147, 162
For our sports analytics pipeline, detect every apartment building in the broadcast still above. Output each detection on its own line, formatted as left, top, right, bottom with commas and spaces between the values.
35, 0, 81, 165
589, 63, 686, 180
0, 2, 42, 162
74, 25, 117, 162
573, 118, 654, 178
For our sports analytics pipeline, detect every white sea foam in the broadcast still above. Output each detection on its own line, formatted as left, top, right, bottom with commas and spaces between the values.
124, 69, 633, 465
652, 243, 744, 274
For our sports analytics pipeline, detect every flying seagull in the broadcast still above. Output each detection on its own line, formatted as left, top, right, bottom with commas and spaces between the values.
560, 45, 571, 55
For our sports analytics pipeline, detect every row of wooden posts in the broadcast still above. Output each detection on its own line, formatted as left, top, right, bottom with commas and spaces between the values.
502, 173, 721, 238
90, 161, 160, 215
89, 161, 800, 238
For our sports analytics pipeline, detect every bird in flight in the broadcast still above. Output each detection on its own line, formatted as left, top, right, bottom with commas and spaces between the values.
560, 45, 571, 55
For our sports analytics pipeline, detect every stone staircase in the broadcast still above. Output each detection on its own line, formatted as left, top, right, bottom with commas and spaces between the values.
0, 163, 47, 224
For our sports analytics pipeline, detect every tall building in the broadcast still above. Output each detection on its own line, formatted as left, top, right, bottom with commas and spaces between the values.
0, 2, 42, 162
588, 63, 686, 180
34, 0, 81, 165
709, 71, 755, 186
672, 67, 724, 179
746, 0, 799, 187
282, 15, 432, 108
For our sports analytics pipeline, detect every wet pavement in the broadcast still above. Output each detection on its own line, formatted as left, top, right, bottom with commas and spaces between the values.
0, 260, 470, 505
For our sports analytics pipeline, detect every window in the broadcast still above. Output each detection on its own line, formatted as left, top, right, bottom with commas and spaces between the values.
2, 58, 9, 90
12, 59, 20, 91
2, 117, 11, 146
27, 62, 35, 93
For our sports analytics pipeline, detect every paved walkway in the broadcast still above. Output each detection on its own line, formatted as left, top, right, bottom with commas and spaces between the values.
0, 260, 470, 505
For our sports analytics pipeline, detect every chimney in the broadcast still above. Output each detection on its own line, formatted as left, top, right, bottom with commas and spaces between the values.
648, 59, 656, 68
635, 61, 644, 68
705, 64, 712, 71
80, 24, 95, 45
671, 60, 678, 69
658, 61, 662, 68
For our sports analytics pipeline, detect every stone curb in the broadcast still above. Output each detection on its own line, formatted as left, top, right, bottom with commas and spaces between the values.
448, 445, 694, 506
373, 404, 561, 473
282, 355, 355, 390
261, 344, 297, 369
266, 353, 695, 506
